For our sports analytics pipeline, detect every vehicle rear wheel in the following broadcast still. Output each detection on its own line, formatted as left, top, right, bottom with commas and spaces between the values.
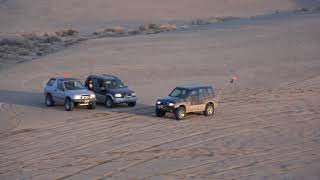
155, 108, 166, 117
204, 103, 214, 116
87, 102, 96, 110
64, 98, 74, 111
105, 96, 114, 108
45, 94, 54, 107
174, 106, 186, 120
128, 102, 136, 107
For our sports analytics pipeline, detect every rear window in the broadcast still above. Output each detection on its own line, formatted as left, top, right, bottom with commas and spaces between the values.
208, 88, 214, 97
47, 78, 56, 86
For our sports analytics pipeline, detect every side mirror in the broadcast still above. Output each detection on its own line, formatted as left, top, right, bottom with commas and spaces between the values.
100, 87, 106, 91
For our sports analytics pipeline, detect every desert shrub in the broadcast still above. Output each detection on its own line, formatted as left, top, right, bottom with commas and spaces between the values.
42, 34, 62, 43
16, 48, 30, 56
158, 24, 177, 31
93, 26, 125, 37
128, 29, 140, 35
148, 23, 159, 29
0, 37, 25, 46
55, 29, 78, 37
216, 16, 240, 22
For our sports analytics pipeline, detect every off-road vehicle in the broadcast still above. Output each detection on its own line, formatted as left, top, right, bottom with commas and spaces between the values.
85, 75, 137, 108
44, 77, 96, 111
155, 84, 217, 120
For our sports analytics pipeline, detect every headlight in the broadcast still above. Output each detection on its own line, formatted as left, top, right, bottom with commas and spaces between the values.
90, 94, 96, 98
157, 101, 161, 105
114, 93, 122, 98
168, 103, 175, 106
74, 95, 81, 99
131, 92, 136, 97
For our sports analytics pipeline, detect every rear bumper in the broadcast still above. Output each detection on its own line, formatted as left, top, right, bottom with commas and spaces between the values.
113, 97, 137, 104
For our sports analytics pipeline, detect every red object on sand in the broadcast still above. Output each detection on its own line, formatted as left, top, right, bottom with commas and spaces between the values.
230, 76, 238, 83
63, 73, 70, 78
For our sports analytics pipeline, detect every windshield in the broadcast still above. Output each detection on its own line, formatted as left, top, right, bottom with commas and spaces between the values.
103, 79, 125, 89
169, 88, 189, 99
64, 81, 85, 90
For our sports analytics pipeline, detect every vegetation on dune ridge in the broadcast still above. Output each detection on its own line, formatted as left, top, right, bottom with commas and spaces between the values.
1, 7, 320, 67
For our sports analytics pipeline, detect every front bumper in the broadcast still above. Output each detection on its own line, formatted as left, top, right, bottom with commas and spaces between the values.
113, 96, 137, 104
156, 104, 175, 112
73, 98, 96, 104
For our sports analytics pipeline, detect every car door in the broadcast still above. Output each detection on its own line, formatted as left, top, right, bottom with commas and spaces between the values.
198, 88, 209, 111
91, 78, 104, 103
52, 80, 65, 105
189, 89, 201, 112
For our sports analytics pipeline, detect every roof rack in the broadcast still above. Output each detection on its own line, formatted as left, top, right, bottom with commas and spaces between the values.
101, 74, 118, 79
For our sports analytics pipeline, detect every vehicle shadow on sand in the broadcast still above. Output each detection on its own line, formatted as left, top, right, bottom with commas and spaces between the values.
0, 89, 45, 108
0, 90, 202, 120
0, 90, 158, 118
95, 103, 205, 120
95, 102, 159, 118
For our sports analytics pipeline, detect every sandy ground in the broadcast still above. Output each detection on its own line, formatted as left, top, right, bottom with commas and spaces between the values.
0, 0, 298, 33
0, 10, 319, 179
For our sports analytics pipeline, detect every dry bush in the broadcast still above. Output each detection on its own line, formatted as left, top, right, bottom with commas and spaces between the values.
128, 29, 140, 35
216, 16, 240, 22
93, 26, 125, 37
55, 29, 78, 37
158, 24, 177, 31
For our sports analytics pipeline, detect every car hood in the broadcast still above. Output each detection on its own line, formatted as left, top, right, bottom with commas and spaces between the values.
66, 89, 94, 96
108, 88, 134, 94
158, 96, 183, 103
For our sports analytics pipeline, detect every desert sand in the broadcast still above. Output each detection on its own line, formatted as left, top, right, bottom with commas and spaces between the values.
0, 0, 297, 33
0, 0, 320, 180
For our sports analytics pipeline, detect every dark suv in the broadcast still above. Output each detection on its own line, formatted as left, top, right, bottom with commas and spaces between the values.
85, 75, 137, 108
155, 84, 217, 120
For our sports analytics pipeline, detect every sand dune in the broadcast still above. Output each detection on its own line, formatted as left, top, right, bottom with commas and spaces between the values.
0, 12, 319, 179
0, 0, 298, 33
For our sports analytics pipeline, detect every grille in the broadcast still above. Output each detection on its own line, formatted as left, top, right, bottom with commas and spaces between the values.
81, 95, 90, 100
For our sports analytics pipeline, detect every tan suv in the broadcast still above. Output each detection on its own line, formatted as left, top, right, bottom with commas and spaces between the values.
155, 84, 217, 120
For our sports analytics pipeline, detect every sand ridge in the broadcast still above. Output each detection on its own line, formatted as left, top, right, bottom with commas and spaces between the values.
0, 11, 320, 179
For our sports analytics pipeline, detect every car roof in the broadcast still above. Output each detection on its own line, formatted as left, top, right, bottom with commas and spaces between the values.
55, 77, 80, 81
176, 84, 213, 90
89, 74, 118, 80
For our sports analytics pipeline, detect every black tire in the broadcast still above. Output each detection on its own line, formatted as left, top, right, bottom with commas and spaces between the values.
155, 108, 166, 117
204, 103, 214, 116
105, 96, 114, 108
45, 94, 54, 107
87, 102, 96, 110
174, 106, 186, 120
64, 98, 74, 111
128, 102, 136, 107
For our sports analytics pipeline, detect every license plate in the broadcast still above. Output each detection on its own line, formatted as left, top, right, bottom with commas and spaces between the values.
158, 105, 164, 109
84, 100, 90, 103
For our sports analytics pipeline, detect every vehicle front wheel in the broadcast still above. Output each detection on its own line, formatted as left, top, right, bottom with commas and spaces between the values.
128, 102, 136, 107
105, 96, 114, 108
204, 103, 214, 116
174, 106, 186, 120
64, 98, 74, 111
155, 108, 166, 117
87, 102, 96, 110
45, 94, 54, 107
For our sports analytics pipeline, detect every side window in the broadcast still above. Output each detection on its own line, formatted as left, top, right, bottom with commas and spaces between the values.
57, 81, 64, 91
199, 88, 208, 97
208, 88, 214, 97
47, 78, 56, 86
92, 78, 100, 88
190, 90, 199, 97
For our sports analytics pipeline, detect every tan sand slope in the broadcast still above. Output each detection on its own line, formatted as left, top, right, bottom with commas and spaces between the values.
0, 13, 319, 179
0, 0, 297, 33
